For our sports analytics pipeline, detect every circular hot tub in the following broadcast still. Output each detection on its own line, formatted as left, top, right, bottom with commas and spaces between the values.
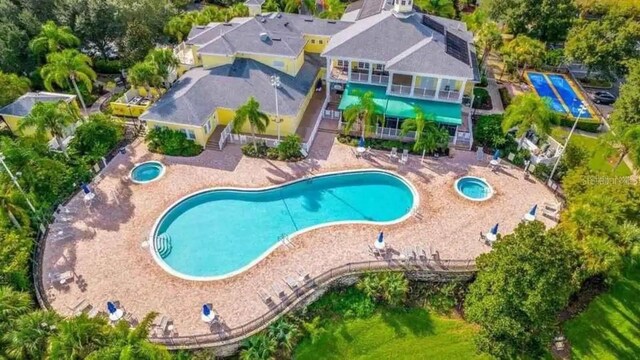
454, 176, 493, 202
130, 161, 165, 184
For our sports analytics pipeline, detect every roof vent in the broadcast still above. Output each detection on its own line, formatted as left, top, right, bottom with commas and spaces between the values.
195, 26, 205, 29
328, 20, 336, 24
277, 12, 282, 18
284, 22, 290, 27
272, 36, 281, 41
259, 32, 270, 42
222, 23, 233, 26
304, 18, 313, 22
260, 18, 266, 23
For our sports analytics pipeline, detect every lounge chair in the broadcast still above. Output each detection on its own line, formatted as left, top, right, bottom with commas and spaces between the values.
399, 149, 409, 164
388, 147, 398, 159
543, 201, 562, 220
296, 268, 310, 283
258, 289, 273, 304
300, 148, 308, 158
49, 270, 74, 285
272, 282, 286, 298
284, 276, 299, 290
70, 298, 91, 315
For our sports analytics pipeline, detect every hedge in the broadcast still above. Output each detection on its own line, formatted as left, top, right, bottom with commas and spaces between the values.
557, 116, 601, 133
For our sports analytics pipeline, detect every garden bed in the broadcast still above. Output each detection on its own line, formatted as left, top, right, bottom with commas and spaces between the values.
472, 88, 492, 110
337, 134, 450, 157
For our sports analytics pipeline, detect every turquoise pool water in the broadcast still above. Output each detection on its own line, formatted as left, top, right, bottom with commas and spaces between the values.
152, 171, 416, 279
131, 162, 164, 183
455, 177, 492, 201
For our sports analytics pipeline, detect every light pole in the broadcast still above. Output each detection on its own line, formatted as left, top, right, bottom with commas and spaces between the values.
548, 102, 588, 182
0, 153, 36, 213
270, 75, 283, 142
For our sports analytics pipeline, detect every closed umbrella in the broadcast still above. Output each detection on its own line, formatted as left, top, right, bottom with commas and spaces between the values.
374, 231, 385, 250
201, 304, 216, 323
81, 183, 91, 194
492, 150, 500, 160
107, 301, 123, 321
524, 205, 537, 221
485, 223, 499, 242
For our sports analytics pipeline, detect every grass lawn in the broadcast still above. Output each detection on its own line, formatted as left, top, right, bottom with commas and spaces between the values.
294, 308, 488, 360
564, 261, 640, 359
550, 127, 632, 176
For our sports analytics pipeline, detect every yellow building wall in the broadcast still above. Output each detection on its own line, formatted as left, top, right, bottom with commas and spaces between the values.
2, 99, 80, 138
201, 54, 234, 69
145, 120, 210, 147
239, 51, 304, 77
304, 35, 330, 54
111, 103, 149, 117
464, 81, 475, 96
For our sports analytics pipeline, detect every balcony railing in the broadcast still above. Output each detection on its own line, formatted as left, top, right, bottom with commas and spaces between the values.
438, 91, 461, 101
350, 71, 369, 83
390, 84, 411, 95
371, 74, 389, 85
329, 67, 348, 81
413, 87, 437, 99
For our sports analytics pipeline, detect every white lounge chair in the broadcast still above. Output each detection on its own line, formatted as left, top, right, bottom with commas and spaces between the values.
399, 149, 409, 164
388, 147, 398, 159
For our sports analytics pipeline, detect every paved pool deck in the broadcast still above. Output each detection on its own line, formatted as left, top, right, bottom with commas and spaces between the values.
41, 133, 559, 337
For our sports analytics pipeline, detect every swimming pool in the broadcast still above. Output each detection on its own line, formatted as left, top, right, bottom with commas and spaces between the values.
526, 72, 566, 114
454, 176, 493, 202
547, 74, 593, 119
130, 161, 165, 184
150, 170, 418, 280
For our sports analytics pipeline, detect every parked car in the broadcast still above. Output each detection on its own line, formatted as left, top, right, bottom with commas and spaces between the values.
591, 91, 616, 105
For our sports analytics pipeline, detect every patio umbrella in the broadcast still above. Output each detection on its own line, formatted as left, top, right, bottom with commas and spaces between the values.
492, 150, 500, 160
358, 137, 366, 148
524, 204, 537, 221
486, 223, 499, 242
201, 304, 216, 323
81, 183, 91, 194
374, 231, 385, 250
107, 301, 117, 314
107, 301, 123, 321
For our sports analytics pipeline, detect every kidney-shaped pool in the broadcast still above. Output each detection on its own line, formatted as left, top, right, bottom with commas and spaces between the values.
149, 170, 418, 280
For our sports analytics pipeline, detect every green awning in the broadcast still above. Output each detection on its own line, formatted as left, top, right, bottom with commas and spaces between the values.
337, 83, 462, 126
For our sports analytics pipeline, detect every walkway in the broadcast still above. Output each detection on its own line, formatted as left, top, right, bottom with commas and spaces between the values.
40, 136, 559, 340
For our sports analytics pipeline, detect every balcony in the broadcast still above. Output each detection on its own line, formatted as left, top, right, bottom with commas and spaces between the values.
438, 90, 461, 101
413, 87, 437, 100
329, 66, 348, 82
174, 42, 195, 66
390, 84, 411, 96
350, 71, 370, 83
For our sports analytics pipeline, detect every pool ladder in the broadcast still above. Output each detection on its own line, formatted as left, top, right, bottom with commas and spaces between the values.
279, 233, 293, 248
155, 234, 173, 258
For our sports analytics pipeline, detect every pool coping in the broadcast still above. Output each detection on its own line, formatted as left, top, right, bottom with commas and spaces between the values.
130, 161, 166, 185
454, 176, 494, 202
147, 168, 420, 282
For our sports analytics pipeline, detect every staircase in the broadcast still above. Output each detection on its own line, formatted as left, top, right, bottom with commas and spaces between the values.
154, 234, 172, 258
205, 125, 228, 151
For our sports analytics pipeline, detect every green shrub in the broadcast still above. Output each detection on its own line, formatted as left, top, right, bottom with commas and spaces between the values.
94, 59, 124, 74
408, 281, 468, 314
356, 272, 409, 306
557, 116, 601, 133
306, 287, 376, 319
276, 135, 303, 161
69, 114, 124, 162
336, 134, 450, 156
472, 88, 492, 110
145, 128, 202, 157
479, 73, 488, 87
498, 87, 511, 107
473, 114, 506, 149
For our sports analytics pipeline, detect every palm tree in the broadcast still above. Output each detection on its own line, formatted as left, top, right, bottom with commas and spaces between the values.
233, 97, 270, 152
19, 101, 77, 157
29, 21, 80, 56
4, 310, 62, 360
501, 35, 546, 78
602, 123, 640, 171
128, 61, 164, 98
48, 313, 109, 360
319, 0, 346, 20
267, 318, 299, 354
86, 312, 171, 360
0, 182, 30, 229
284, 0, 301, 13
462, 8, 488, 32
40, 49, 97, 115
0, 287, 32, 334
240, 333, 277, 360
380, 272, 409, 306
477, 22, 503, 66
401, 112, 450, 154
342, 90, 382, 138
356, 273, 381, 299
502, 93, 554, 148
145, 49, 179, 87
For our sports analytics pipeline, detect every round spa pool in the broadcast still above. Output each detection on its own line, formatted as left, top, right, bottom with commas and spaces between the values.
454, 176, 493, 201
130, 161, 165, 184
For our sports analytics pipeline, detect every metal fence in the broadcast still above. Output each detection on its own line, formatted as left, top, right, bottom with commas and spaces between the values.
149, 258, 476, 349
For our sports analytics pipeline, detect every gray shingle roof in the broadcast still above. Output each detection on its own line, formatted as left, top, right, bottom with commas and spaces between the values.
191, 13, 351, 58
322, 11, 476, 80
140, 57, 319, 127
0, 92, 75, 117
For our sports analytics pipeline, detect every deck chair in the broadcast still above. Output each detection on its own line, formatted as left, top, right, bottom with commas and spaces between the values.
399, 149, 409, 164
388, 147, 398, 159
507, 153, 515, 162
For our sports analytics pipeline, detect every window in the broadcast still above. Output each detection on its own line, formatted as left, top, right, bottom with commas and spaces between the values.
181, 129, 196, 140
373, 64, 385, 72
401, 0, 406, 4
337, 59, 348, 69
310, 39, 315, 44
204, 120, 211, 134
319, 40, 323, 44
272, 60, 285, 68
357, 62, 369, 70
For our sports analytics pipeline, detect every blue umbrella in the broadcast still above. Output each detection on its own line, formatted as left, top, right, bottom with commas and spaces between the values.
492, 150, 500, 160
202, 304, 211, 317
490, 223, 499, 235
358, 137, 366, 148
107, 301, 117, 314
375, 231, 385, 249
529, 204, 538, 216
81, 183, 91, 194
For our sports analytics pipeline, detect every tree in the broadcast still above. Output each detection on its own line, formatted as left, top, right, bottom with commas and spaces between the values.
29, 20, 80, 56
0, 286, 32, 333
0, 183, 31, 229
267, 318, 299, 355
342, 90, 382, 138
70, 113, 124, 161
416, 0, 456, 19
319, 0, 346, 20
4, 310, 61, 360
462, 9, 488, 32
127, 61, 163, 97
476, 22, 502, 66
501, 35, 546, 78
86, 312, 171, 359
356, 272, 409, 306
465, 222, 579, 359
73, 0, 125, 59
40, 49, 97, 115
400, 109, 449, 154
232, 97, 270, 152
164, 13, 195, 43
609, 60, 640, 125
602, 123, 640, 171
240, 333, 277, 360
19, 101, 78, 157
48, 314, 110, 360
145, 48, 179, 86
564, 14, 640, 80
481, 0, 576, 42
263, 0, 281, 12
0, 72, 30, 107
501, 93, 553, 147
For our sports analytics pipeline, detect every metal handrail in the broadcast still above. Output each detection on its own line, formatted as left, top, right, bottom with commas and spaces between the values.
149, 258, 476, 349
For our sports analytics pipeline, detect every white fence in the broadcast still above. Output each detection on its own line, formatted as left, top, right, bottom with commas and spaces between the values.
301, 98, 328, 153
338, 121, 417, 142
229, 134, 280, 147
218, 122, 233, 150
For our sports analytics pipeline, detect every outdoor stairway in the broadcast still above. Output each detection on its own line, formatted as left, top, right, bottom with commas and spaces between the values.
154, 234, 172, 258
205, 125, 227, 151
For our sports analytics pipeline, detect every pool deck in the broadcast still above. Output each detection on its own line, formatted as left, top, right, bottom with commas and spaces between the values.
41, 133, 559, 337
